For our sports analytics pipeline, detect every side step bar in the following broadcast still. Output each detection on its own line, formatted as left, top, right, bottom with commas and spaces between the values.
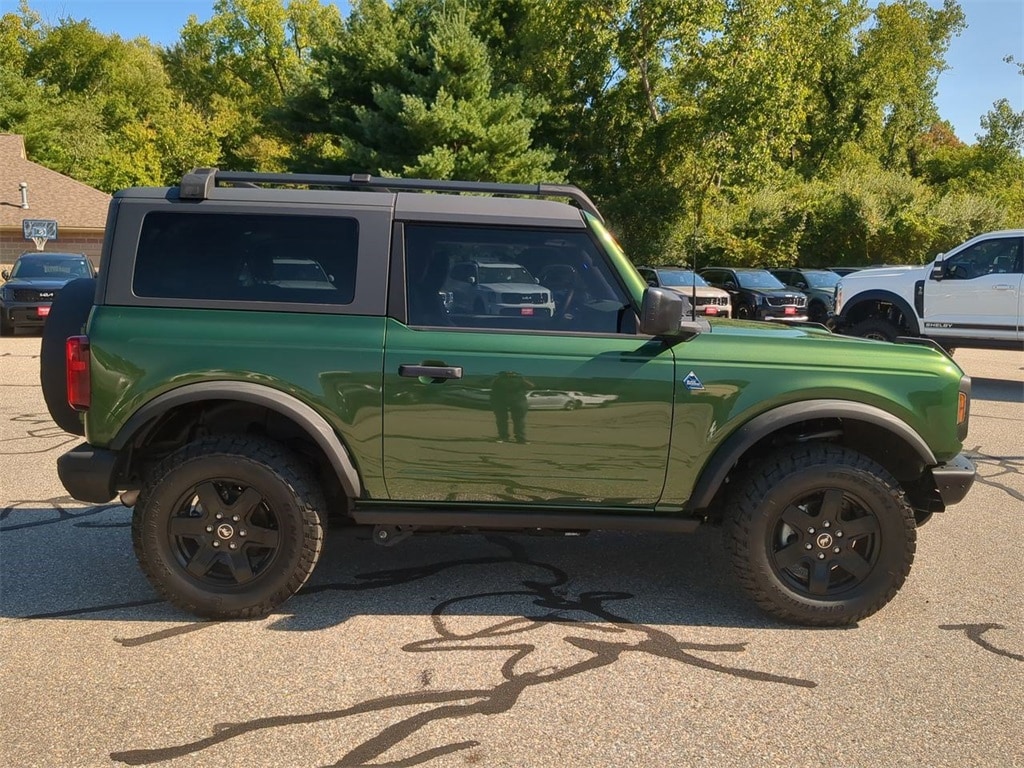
350, 507, 702, 534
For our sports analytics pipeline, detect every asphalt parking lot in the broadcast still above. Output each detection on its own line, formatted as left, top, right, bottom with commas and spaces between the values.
1, 334, 1022, 768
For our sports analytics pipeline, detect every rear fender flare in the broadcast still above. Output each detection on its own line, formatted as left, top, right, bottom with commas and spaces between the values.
687, 400, 936, 511
111, 381, 362, 498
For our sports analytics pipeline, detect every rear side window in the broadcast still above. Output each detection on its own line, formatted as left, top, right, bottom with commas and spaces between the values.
133, 211, 358, 304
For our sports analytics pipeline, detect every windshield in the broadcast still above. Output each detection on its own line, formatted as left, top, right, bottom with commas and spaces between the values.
11, 256, 92, 279
737, 271, 786, 289
657, 269, 709, 287
804, 271, 839, 288
478, 265, 535, 284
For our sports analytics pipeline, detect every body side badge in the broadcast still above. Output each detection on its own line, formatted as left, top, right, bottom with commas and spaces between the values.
682, 371, 705, 391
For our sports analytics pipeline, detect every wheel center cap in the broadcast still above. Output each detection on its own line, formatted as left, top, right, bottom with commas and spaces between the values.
216, 523, 235, 540
816, 532, 834, 549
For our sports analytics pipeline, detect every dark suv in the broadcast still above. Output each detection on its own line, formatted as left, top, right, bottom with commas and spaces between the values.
1, 251, 93, 335
770, 268, 840, 325
699, 267, 808, 321
43, 169, 975, 627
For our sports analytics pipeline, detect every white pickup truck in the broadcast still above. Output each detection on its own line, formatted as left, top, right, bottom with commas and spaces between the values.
832, 230, 1023, 351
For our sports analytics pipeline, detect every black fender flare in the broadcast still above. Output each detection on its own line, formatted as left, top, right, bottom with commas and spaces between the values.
687, 400, 937, 511
838, 289, 921, 335
111, 381, 362, 499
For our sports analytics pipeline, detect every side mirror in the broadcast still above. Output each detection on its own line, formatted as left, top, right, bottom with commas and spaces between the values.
1, 270, 9, 280
930, 258, 944, 281
468, 276, 476, 284
640, 287, 704, 339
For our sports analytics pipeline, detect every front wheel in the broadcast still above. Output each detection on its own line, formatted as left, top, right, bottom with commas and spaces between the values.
725, 444, 916, 626
735, 304, 753, 320
132, 435, 326, 620
849, 317, 899, 342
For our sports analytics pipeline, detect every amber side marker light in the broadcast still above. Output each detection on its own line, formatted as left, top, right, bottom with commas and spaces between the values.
66, 335, 91, 411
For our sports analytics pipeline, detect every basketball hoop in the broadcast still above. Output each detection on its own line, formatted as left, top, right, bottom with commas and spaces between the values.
23, 218, 58, 251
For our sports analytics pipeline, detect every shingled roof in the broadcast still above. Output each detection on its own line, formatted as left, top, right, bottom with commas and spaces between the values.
0, 134, 109, 230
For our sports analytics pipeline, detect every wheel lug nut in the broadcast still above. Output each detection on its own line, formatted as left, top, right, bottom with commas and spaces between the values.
805, 543, 813, 550
808, 527, 815, 534
229, 543, 237, 550
232, 515, 240, 522
212, 541, 220, 548
817, 553, 826, 560
836, 531, 843, 537
823, 521, 831, 528
215, 513, 223, 520
206, 526, 213, 533
833, 547, 841, 553
239, 530, 247, 537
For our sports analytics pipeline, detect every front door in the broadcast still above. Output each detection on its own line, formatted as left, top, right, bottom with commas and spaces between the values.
924, 235, 1023, 342
382, 222, 676, 506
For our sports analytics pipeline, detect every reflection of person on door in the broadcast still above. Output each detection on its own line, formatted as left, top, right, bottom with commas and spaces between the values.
489, 371, 534, 443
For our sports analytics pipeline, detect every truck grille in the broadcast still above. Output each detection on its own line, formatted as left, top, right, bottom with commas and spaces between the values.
13, 288, 58, 302
695, 296, 729, 306
766, 295, 806, 308
501, 292, 547, 304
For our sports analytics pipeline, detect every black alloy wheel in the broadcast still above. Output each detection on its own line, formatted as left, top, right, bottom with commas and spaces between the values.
726, 443, 916, 626
133, 435, 326, 619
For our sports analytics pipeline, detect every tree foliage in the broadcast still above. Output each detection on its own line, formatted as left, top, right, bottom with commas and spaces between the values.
2, 0, 1021, 264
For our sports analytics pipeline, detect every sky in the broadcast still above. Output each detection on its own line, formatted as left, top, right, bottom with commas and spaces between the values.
5, 0, 1023, 145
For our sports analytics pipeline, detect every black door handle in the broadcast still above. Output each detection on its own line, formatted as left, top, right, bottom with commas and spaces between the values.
398, 364, 463, 380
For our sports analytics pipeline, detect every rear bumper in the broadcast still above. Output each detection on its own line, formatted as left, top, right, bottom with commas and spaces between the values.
931, 452, 976, 507
57, 442, 120, 503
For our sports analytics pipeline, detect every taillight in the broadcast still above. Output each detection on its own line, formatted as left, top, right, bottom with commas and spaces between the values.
66, 335, 91, 411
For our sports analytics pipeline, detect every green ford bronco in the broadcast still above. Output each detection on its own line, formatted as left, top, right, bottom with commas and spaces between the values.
43, 169, 975, 626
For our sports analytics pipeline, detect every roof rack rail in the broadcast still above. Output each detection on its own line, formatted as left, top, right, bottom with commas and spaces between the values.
179, 167, 604, 222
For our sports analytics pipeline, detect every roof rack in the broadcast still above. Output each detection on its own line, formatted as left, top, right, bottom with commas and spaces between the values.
179, 168, 604, 222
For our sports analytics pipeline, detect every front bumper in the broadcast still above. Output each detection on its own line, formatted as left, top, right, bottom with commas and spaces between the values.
1, 301, 53, 327
57, 442, 120, 503
931, 452, 976, 507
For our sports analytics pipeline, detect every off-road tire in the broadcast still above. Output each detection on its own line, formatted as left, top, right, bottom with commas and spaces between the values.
736, 304, 753, 320
0, 316, 13, 336
40, 277, 96, 436
132, 435, 326, 620
725, 444, 916, 626
849, 317, 899, 343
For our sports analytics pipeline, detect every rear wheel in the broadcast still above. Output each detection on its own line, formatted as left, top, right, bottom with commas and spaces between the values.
849, 317, 899, 342
0, 316, 13, 336
132, 435, 326, 620
725, 444, 916, 626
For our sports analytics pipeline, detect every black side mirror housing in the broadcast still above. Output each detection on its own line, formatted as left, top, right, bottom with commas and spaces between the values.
640, 287, 705, 339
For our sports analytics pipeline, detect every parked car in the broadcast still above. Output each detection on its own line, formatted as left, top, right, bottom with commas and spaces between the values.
636, 267, 731, 317
770, 268, 840, 324
526, 390, 583, 410
445, 260, 555, 318
1, 251, 94, 335
699, 267, 808, 321
43, 167, 975, 627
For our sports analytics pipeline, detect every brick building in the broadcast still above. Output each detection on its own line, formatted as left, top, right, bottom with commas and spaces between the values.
0, 134, 110, 270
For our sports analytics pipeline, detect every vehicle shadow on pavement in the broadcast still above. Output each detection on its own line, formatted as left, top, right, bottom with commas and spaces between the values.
970, 377, 1024, 403
2, 496, 800, 631
108, 533, 820, 767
